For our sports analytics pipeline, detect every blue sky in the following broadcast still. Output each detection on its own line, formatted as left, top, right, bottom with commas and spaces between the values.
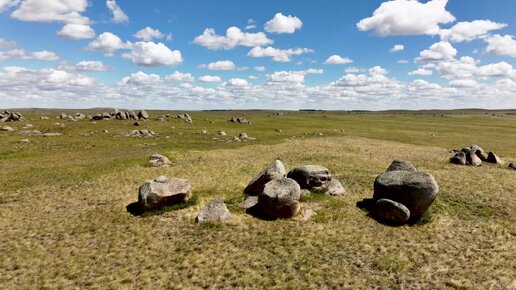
1, 0, 516, 110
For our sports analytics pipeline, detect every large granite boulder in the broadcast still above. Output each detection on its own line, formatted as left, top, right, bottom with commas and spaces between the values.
138, 176, 192, 211
244, 160, 286, 195
196, 199, 232, 223
386, 160, 417, 172
373, 170, 439, 221
287, 165, 332, 191
258, 178, 301, 218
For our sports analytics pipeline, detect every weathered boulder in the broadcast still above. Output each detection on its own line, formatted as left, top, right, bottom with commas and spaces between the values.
244, 160, 286, 195
127, 111, 137, 120
138, 110, 149, 120
217, 130, 227, 136
149, 153, 172, 167
470, 144, 484, 154
258, 178, 301, 218
450, 151, 467, 165
386, 160, 417, 172
486, 152, 502, 164
287, 165, 332, 191
370, 198, 410, 225
373, 170, 439, 221
228, 117, 251, 124
325, 178, 345, 196
466, 150, 482, 166
138, 176, 192, 211
196, 199, 232, 223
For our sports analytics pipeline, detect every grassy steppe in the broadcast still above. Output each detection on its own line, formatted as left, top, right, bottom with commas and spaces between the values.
1, 109, 515, 289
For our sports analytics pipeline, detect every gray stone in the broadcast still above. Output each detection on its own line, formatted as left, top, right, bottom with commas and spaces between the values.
301, 209, 317, 221
373, 170, 439, 221
240, 196, 258, 209
486, 152, 502, 164
138, 176, 192, 211
138, 110, 149, 120
386, 160, 417, 172
450, 151, 467, 165
0, 125, 14, 131
466, 150, 482, 166
217, 130, 227, 136
371, 198, 410, 225
244, 160, 286, 195
239, 132, 249, 139
287, 165, 332, 191
325, 178, 345, 196
258, 178, 301, 218
196, 199, 232, 223
149, 153, 172, 167
509, 163, 516, 170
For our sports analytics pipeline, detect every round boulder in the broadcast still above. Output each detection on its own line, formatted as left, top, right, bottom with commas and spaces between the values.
373, 171, 439, 221
386, 160, 417, 172
258, 178, 301, 218
287, 165, 332, 191
370, 198, 410, 225
244, 160, 286, 195
138, 176, 192, 211
196, 199, 232, 223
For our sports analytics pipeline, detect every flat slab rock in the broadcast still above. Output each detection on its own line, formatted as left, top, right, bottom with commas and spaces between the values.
244, 160, 286, 195
196, 199, 232, 223
258, 178, 301, 219
373, 170, 438, 221
371, 198, 410, 225
138, 176, 192, 211
240, 196, 258, 209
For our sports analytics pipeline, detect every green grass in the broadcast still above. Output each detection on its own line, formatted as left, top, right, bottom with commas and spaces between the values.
0, 109, 515, 289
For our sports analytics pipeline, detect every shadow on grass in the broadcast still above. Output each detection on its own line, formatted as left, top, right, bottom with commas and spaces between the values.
356, 197, 434, 227
127, 195, 198, 217
245, 204, 278, 221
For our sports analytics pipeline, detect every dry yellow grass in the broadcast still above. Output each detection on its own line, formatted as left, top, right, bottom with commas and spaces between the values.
0, 110, 515, 289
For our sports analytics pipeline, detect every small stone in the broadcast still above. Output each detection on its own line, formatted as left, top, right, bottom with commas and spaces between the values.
149, 153, 172, 167
370, 199, 410, 225
240, 196, 258, 209
196, 199, 232, 223
301, 209, 317, 221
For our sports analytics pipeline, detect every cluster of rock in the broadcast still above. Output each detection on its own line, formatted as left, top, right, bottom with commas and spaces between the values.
124, 130, 156, 138
176, 113, 193, 124
0, 111, 23, 122
242, 160, 345, 219
359, 160, 439, 226
59, 112, 87, 121
450, 144, 503, 166
228, 116, 251, 124
92, 109, 149, 121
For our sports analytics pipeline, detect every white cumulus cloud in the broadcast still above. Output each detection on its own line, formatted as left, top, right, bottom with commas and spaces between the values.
193, 27, 272, 50
106, 0, 128, 23
264, 12, 302, 34
11, 0, 90, 24
416, 41, 457, 62
248, 46, 313, 62
439, 20, 506, 42
86, 32, 131, 56
409, 68, 433, 76
58, 60, 108, 71
357, 0, 455, 36
324, 55, 353, 65
122, 41, 182, 67
57, 23, 95, 40
199, 75, 222, 83
134, 27, 165, 41
165, 71, 194, 83
389, 44, 404, 52
485, 34, 516, 57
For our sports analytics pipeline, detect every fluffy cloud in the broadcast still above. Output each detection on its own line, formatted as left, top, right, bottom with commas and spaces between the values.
86, 32, 131, 56
439, 20, 506, 42
267, 69, 323, 85
224, 78, 249, 87
324, 55, 353, 65
264, 12, 302, 34
0, 0, 19, 13
408, 68, 433, 76
200, 60, 237, 71
11, 0, 90, 24
389, 44, 404, 52
437, 56, 516, 80
165, 71, 194, 83
369, 66, 388, 75
106, 0, 128, 23
57, 23, 95, 39
121, 71, 160, 85
248, 46, 313, 62
199, 75, 222, 83
193, 27, 272, 50
416, 41, 457, 62
357, 0, 455, 36
134, 27, 165, 41
122, 41, 182, 67
0, 48, 59, 60
58, 61, 109, 71
485, 34, 516, 57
